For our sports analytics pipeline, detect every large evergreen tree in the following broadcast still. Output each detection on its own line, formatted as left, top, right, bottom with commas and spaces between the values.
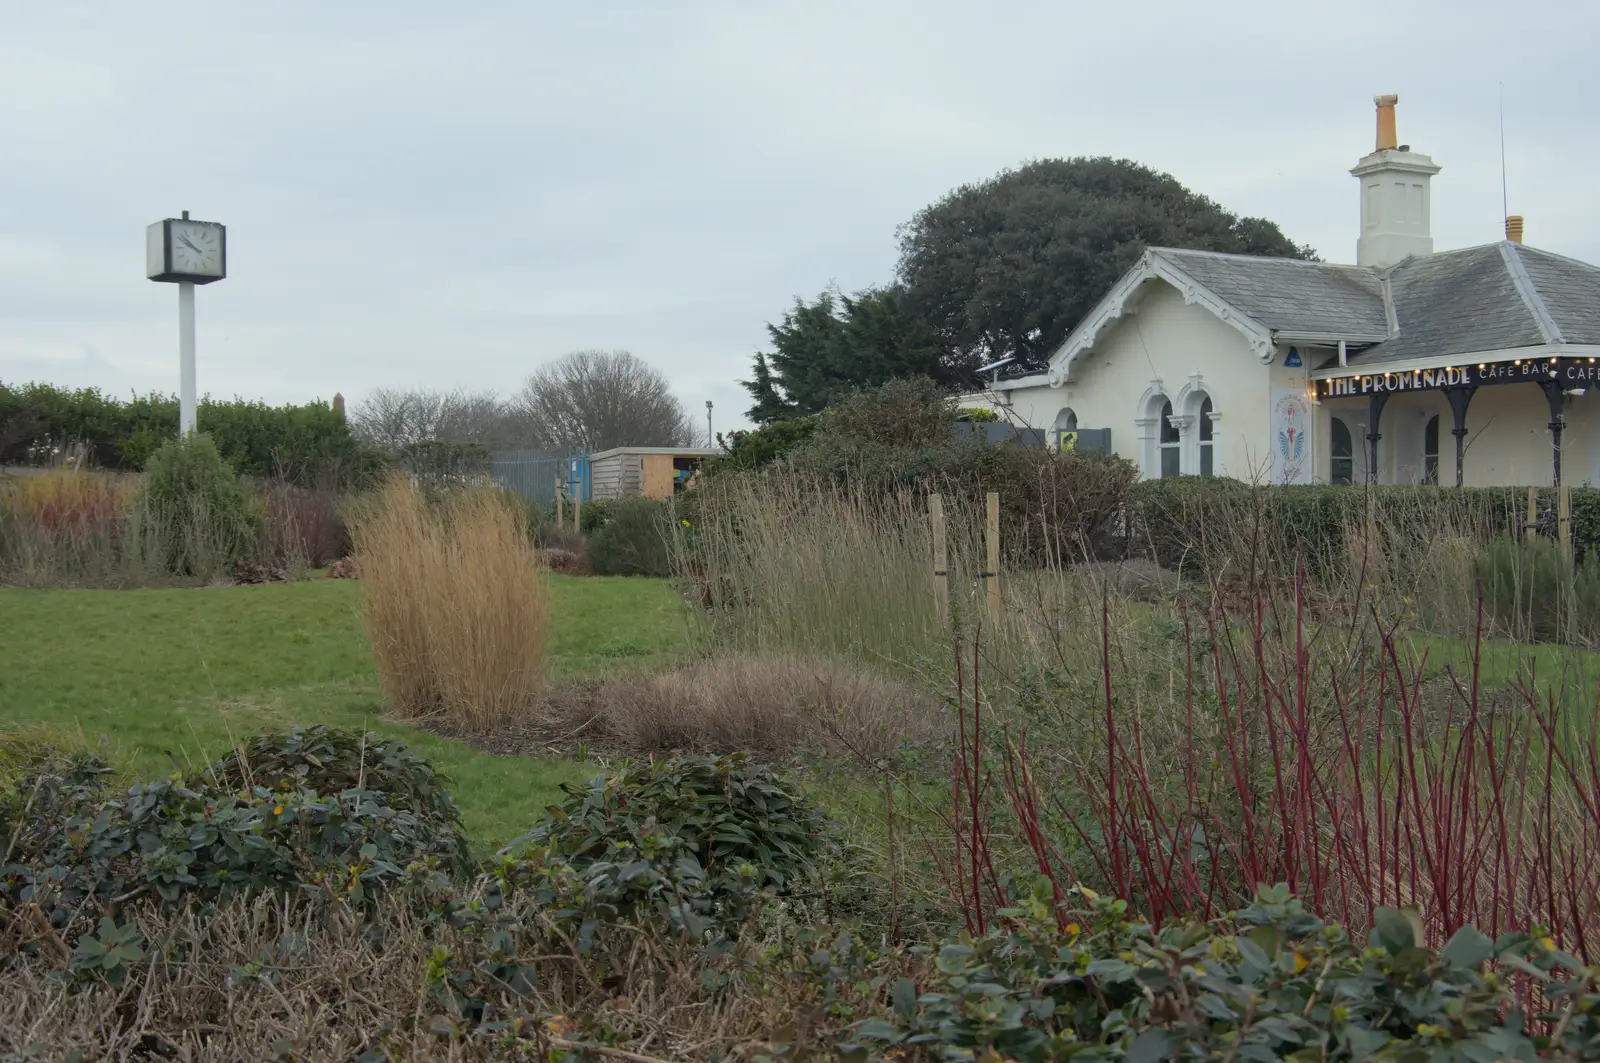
895, 157, 1317, 376
745, 156, 1315, 422
741, 285, 945, 422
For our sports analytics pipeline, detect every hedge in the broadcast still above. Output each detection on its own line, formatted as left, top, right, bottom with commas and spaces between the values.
0, 381, 374, 485
1127, 477, 1600, 578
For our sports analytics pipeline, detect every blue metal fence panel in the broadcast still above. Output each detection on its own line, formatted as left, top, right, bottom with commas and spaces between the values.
567, 456, 592, 501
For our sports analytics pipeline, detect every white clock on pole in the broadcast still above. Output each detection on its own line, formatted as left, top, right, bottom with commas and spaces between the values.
145, 211, 226, 436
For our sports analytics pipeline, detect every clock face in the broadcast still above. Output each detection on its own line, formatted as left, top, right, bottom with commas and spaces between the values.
169, 221, 222, 276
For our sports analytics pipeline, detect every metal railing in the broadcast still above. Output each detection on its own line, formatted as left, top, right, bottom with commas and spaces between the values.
488, 449, 574, 507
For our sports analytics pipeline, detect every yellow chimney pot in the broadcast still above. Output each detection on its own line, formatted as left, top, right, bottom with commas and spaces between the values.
1374, 94, 1399, 151
1505, 215, 1525, 244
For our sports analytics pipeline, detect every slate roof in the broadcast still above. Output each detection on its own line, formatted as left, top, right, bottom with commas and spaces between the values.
1514, 246, 1600, 346
1123, 242, 1600, 369
1151, 248, 1390, 337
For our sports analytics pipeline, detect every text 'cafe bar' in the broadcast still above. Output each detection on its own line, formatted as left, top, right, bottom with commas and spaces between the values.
1319, 358, 1600, 398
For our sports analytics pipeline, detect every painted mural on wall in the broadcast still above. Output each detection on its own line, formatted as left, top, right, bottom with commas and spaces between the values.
1270, 389, 1314, 484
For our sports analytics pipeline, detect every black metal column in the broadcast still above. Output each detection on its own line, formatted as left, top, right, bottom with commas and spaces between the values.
1538, 379, 1565, 489
1445, 386, 1477, 489
1366, 393, 1390, 485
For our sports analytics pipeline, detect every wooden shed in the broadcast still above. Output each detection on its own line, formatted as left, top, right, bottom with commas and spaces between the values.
582, 447, 717, 500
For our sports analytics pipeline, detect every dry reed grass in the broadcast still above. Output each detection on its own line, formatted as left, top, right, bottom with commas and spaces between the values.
0, 469, 141, 586
525, 651, 944, 761
681, 471, 1168, 706
0, 893, 793, 1061
350, 477, 549, 731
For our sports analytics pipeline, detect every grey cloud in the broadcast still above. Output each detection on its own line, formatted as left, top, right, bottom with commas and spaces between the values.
1, 0, 1597, 432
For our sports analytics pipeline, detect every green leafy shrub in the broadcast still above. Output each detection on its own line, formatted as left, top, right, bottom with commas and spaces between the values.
817, 376, 960, 448
764, 884, 1600, 1062
576, 496, 617, 535
0, 380, 366, 484
1124, 479, 1552, 581
705, 414, 820, 474
0, 727, 470, 924
789, 431, 1137, 563
132, 433, 258, 577
722, 378, 1140, 562
200, 725, 464, 830
501, 753, 831, 935
585, 495, 673, 575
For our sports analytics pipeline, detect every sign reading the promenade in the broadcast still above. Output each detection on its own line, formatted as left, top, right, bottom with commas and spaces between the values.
1319, 359, 1600, 399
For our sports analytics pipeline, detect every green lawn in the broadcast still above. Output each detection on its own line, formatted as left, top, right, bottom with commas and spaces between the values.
0, 575, 690, 848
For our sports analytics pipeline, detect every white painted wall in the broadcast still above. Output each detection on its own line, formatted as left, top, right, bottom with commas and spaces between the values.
995, 283, 1273, 480
1320, 386, 1600, 487
985, 277, 1600, 489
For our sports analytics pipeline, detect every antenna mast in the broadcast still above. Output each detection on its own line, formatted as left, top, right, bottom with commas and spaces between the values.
1499, 83, 1509, 222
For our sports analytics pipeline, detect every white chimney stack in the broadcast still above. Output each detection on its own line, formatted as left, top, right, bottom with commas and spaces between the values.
1350, 94, 1441, 268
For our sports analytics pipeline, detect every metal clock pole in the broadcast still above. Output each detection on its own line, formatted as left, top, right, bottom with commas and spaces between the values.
178, 281, 197, 435
146, 209, 226, 439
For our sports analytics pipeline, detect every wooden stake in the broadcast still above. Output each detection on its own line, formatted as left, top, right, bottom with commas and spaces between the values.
1527, 486, 1538, 541
1560, 485, 1573, 556
555, 476, 565, 529
929, 494, 949, 629
985, 491, 1001, 625
575, 490, 583, 534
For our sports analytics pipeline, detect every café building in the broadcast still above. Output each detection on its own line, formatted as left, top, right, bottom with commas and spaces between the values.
976, 95, 1600, 488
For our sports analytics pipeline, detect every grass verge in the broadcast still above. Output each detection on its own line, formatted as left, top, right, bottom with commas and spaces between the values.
0, 575, 690, 847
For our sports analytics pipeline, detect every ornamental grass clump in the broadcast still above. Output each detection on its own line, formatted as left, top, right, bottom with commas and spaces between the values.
350, 477, 549, 731
0, 468, 139, 585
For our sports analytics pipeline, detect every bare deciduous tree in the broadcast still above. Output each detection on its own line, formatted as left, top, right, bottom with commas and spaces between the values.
515, 350, 695, 453
350, 388, 521, 450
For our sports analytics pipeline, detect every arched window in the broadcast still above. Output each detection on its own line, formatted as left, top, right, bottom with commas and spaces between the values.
1159, 400, 1180, 478
1052, 407, 1078, 450
1424, 415, 1440, 485
1331, 418, 1354, 485
1198, 396, 1214, 477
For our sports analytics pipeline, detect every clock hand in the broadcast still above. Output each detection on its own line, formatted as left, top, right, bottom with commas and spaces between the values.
179, 235, 201, 252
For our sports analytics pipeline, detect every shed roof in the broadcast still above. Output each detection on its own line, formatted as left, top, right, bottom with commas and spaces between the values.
587, 446, 719, 460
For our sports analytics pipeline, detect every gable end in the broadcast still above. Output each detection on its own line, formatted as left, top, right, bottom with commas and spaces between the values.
1047, 251, 1276, 385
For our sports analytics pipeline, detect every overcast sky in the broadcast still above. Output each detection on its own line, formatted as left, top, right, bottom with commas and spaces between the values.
3, 1, 1597, 434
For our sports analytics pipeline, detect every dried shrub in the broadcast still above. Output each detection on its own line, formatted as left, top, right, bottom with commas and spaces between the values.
8, 874, 1600, 1060
229, 559, 290, 584
252, 480, 348, 569
325, 555, 360, 579
349, 478, 550, 730
539, 547, 587, 575
533, 521, 586, 554
539, 652, 942, 761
